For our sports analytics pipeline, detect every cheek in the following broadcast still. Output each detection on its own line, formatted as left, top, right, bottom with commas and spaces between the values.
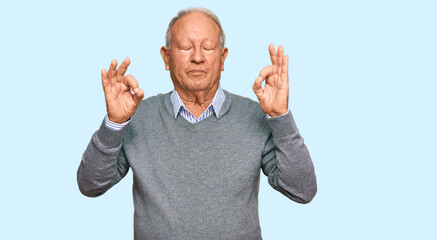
173, 53, 190, 64
209, 55, 223, 70
170, 55, 186, 72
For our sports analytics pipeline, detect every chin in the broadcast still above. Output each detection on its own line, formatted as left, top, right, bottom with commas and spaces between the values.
185, 79, 214, 92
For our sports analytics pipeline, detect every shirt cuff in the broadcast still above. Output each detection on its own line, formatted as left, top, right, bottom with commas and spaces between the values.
104, 115, 131, 131
266, 110, 290, 119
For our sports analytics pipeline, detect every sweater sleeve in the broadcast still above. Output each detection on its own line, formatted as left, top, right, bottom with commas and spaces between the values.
77, 118, 131, 197
261, 110, 317, 204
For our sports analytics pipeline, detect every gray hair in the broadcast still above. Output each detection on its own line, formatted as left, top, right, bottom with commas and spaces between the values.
165, 7, 225, 48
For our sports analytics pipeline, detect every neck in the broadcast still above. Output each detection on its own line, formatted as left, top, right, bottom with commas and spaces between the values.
174, 85, 218, 118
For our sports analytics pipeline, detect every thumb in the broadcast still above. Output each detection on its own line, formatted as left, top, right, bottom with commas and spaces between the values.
252, 77, 263, 101
133, 88, 144, 106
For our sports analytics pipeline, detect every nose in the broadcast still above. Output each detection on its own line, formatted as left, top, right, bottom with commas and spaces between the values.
191, 48, 205, 64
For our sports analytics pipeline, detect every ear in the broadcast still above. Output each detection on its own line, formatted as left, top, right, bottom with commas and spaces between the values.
221, 47, 228, 71
160, 46, 170, 71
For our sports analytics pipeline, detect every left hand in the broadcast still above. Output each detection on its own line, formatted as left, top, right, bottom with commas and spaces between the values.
252, 44, 289, 117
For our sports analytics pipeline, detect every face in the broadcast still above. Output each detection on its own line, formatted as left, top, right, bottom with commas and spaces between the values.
161, 12, 228, 94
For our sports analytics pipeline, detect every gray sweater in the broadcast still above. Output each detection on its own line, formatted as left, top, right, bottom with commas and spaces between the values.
77, 90, 317, 240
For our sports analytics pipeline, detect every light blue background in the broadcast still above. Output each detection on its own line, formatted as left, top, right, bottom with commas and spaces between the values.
1, 0, 436, 239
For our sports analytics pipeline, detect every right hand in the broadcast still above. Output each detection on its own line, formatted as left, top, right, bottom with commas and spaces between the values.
101, 57, 144, 123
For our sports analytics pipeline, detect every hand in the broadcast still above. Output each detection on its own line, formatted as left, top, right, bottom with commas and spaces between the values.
101, 57, 144, 123
252, 44, 289, 117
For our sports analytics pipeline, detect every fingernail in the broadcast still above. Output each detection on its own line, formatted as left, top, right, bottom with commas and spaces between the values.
134, 88, 138, 93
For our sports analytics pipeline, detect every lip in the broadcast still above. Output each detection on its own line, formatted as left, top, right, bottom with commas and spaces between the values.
188, 70, 206, 75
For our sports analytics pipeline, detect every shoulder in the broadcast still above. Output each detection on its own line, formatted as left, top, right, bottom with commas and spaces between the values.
222, 90, 270, 137
224, 90, 266, 124
225, 90, 264, 116
136, 91, 171, 113
128, 91, 172, 126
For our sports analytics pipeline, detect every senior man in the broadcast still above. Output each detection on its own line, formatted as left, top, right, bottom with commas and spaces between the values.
77, 7, 317, 240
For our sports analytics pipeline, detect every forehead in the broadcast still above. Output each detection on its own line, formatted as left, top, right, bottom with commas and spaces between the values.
171, 12, 221, 43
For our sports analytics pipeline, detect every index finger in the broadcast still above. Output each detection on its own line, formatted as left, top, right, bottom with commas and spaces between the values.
259, 65, 273, 80
124, 74, 139, 90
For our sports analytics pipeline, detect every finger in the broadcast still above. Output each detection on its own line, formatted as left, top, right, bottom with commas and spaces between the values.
116, 57, 130, 79
107, 59, 118, 85
259, 65, 273, 80
133, 88, 145, 106
269, 43, 278, 73
281, 55, 289, 84
252, 78, 263, 101
277, 45, 284, 76
124, 74, 139, 89
124, 74, 144, 105
101, 68, 110, 90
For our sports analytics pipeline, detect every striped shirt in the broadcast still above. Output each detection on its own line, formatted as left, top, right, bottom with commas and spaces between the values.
170, 85, 225, 123
105, 85, 225, 130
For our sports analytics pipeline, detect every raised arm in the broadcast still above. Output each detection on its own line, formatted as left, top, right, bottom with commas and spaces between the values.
77, 58, 144, 197
254, 44, 317, 203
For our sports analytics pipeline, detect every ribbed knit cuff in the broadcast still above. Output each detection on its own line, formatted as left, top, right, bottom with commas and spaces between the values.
95, 117, 126, 151
266, 110, 298, 138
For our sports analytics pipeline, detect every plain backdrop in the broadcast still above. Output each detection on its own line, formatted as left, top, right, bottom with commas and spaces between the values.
1, 0, 436, 239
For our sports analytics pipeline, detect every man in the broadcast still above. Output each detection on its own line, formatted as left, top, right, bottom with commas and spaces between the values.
77, 7, 317, 240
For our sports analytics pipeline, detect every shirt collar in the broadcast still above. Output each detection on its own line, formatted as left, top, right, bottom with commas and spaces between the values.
170, 85, 225, 119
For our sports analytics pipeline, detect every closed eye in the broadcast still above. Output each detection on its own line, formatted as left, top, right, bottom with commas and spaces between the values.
177, 44, 191, 51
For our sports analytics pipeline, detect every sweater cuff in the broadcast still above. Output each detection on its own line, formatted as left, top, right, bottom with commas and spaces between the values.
266, 110, 298, 138
95, 117, 127, 150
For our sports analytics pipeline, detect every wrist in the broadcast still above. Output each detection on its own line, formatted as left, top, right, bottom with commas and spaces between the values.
266, 109, 289, 118
108, 115, 130, 124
